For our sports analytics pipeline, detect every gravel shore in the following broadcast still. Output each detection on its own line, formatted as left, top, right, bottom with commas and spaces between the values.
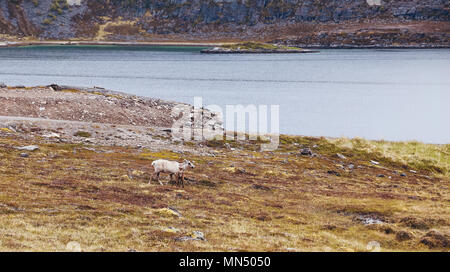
0, 85, 220, 155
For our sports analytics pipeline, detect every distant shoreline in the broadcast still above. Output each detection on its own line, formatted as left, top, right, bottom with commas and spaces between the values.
298, 44, 450, 49
0, 40, 224, 48
1, 40, 449, 49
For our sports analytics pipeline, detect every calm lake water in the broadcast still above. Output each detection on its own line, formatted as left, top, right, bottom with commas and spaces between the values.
0, 45, 449, 143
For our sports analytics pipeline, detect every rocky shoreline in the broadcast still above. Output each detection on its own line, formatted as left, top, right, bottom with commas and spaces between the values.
294, 44, 450, 49
1, 40, 448, 50
273, 23, 450, 49
200, 48, 319, 54
0, 85, 223, 155
0, 40, 227, 48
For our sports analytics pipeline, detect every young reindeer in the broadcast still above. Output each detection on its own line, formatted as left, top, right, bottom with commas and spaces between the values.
176, 160, 195, 188
150, 159, 195, 187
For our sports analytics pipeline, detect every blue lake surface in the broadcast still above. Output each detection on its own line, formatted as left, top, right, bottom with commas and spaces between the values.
0, 45, 449, 143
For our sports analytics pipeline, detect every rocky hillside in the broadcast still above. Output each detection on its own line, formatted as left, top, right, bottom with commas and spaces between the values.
0, 86, 448, 251
0, 0, 449, 46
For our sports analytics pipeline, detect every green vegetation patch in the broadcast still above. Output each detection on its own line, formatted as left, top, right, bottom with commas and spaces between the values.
74, 131, 92, 138
222, 42, 301, 51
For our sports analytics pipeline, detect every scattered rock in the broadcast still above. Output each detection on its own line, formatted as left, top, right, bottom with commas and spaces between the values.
236, 168, 251, 175
370, 160, 380, 165
348, 164, 355, 170
48, 84, 62, 91
355, 214, 384, 225
377, 174, 385, 178
83, 138, 94, 143
167, 206, 182, 217
15, 145, 39, 151
0, 82, 6, 88
19, 153, 29, 158
336, 153, 346, 159
175, 231, 206, 242
400, 173, 407, 177
409, 170, 417, 174
7, 125, 18, 132
327, 170, 340, 176
300, 148, 313, 156
43, 132, 61, 138
396, 231, 414, 241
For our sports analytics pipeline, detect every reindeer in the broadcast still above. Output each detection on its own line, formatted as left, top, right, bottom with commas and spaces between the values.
150, 159, 195, 187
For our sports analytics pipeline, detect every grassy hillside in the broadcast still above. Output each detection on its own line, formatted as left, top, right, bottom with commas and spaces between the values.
0, 132, 448, 251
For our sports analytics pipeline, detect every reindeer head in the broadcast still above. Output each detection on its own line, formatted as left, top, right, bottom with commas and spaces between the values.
184, 159, 195, 169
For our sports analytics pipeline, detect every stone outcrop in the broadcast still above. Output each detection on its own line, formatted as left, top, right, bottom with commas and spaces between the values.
0, 1, 448, 46
273, 27, 450, 48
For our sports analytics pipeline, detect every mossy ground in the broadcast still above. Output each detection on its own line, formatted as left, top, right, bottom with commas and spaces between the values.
0, 134, 448, 251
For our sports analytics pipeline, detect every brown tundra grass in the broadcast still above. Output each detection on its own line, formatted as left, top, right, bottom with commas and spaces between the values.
0, 134, 448, 252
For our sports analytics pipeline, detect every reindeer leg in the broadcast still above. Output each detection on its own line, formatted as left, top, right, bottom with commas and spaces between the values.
181, 173, 185, 188
170, 173, 176, 186
157, 172, 163, 186
149, 172, 155, 184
